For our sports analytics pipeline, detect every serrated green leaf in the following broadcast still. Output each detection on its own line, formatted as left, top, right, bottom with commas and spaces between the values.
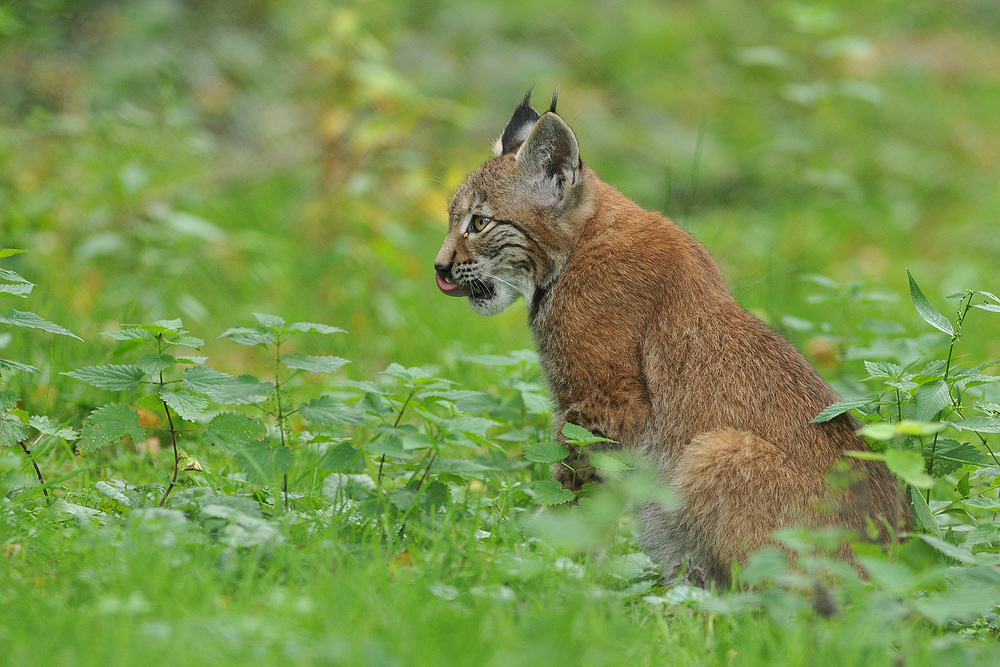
0, 405, 29, 447
528, 480, 576, 506
170, 335, 204, 349
521, 440, 570, 463
934, 441, 991, 467
0, 358, 38, 373
949, 416, 1000, 434
811, 394, 880, 423
860, 419, 946, 440
863, 361, 902, 379
28, 415, 79, 440
204, 412, 266, 455
562, 422, 615, 446
195, 373, 272, 405
158, 386, 208, 421
253, 313, 286, 328
281, 353, 349, 374
914, 379, 950, 422
590, 452, 632, 472
136, 352, 176, 375
153, 318, 184, 332
219, 327, 276, 346
336, 380, 389, 395
906, 270, 954, 335
102, 328, 153, 341
95, 481, 134, 507
299, 395, 368, 426
63, 365, 146, 391
0, 309, 81, 340
0, 268, 29, 283
0, 283, 33, 296
78, 404, 147, 453
959, 496, 1000, 510
288, 322, 346, 335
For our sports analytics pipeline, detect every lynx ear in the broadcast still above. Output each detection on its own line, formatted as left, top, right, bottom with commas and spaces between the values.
515, 112, 581, 206
494, 89, 542, 157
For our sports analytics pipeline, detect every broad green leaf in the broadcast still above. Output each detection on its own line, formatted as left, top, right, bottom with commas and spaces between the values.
253, 313, 286, 328
521, 440, 570, 464
906, 270, 954, 335
63, 365, 146, 391
528, 480, 576, 506
379, 363, 434, 384
885, 449, 936, 489
299, 395, 368, 426
0, 358, 38, 373
913, 380, 950, 422
519, 389, 551, 413
909, 486, 940, 537
0, 249, 27, 260
811, 394, 880, 423
157, 386, 208, 421
219, 327, 275, 346
280, 353, 349, 374
28, 415, 79, 440
336, 380, 389, 395
136, 352, 176, 375
204, 412, 266, 455
562, 422, 615, 446
0, 391, 16, 411
589, 452, 631, 472
0, 267, 30, 283
949, 416, 1000, 434
288, 322, 346, 335
862, 361, 901, 379
78, 404, 147, 454
972, 303, 1000, 313
0, 309, 82, 340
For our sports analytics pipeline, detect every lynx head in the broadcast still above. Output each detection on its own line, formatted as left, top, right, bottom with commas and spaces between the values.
434, 90, 590, 316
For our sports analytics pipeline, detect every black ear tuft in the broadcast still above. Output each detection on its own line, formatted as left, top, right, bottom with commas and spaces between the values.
500, 88, 541, 155
549, 87, 559, 114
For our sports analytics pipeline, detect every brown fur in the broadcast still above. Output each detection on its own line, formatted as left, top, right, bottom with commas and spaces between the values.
435, 96, 909, 588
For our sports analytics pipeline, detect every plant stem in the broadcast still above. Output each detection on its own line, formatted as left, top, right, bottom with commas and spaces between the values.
378, 385, 417, 487
273, 335, 290, 510
18, 440, 49, 500
158, 400, 180, 507
925, 292, 974, 505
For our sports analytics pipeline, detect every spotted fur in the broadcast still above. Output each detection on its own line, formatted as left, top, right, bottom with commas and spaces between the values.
434, 92, 910, 589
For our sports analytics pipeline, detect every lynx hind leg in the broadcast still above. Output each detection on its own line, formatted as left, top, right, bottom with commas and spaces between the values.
641, 429, 819, 589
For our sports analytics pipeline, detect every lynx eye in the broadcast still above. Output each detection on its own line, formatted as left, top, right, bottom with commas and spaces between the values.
472, 215, 492, 233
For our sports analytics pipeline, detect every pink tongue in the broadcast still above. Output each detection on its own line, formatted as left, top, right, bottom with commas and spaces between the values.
436, 272, 461, 293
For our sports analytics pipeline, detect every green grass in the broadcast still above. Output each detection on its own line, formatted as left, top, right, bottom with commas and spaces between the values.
2, 0, 1000, 664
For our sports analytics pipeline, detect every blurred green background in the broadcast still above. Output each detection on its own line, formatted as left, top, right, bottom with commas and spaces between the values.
3, 0, 999, 394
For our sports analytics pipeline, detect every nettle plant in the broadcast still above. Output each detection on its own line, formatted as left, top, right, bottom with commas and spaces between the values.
811, 271, 1000, 559
1, 249, 82, 499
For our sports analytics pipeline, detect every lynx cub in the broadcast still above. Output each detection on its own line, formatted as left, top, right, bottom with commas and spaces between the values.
434, 91, 908, 587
